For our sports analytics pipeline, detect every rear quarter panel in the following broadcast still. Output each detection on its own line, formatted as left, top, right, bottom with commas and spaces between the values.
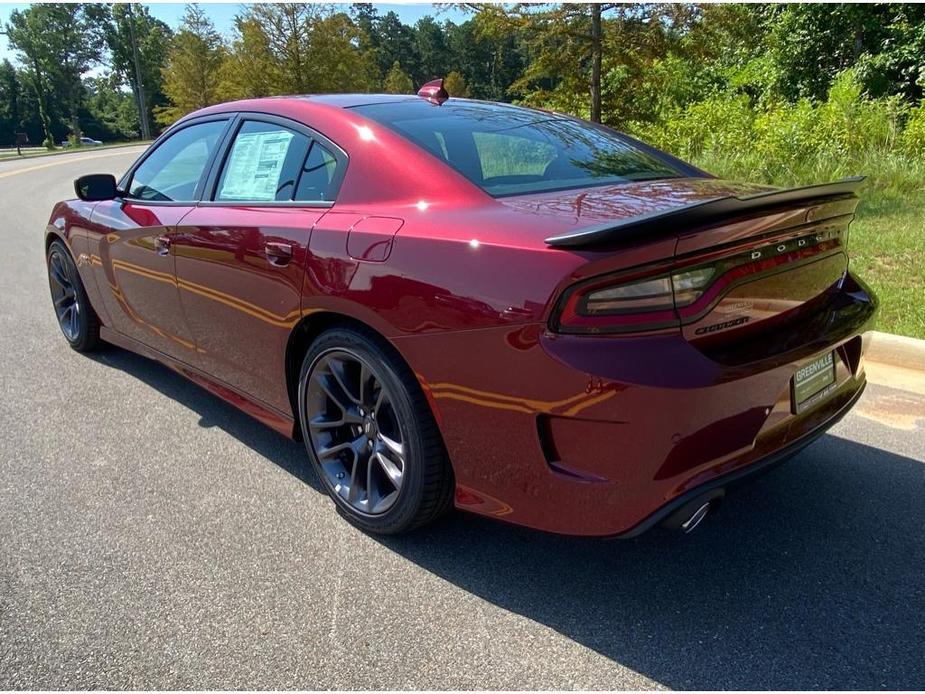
303, 204, 593, 335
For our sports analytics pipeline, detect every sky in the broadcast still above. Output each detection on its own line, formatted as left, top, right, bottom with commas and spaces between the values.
0, 2, 468, 65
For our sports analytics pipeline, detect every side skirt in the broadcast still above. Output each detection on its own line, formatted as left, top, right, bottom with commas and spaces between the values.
100, 326, 297, 439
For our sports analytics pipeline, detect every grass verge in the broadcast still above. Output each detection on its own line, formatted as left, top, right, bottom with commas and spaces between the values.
676, 151, 925, 339
849, 193, 925, 339
0, 141, 151, 161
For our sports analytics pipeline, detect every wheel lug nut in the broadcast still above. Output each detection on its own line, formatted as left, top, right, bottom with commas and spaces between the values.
336, 472, 345, 480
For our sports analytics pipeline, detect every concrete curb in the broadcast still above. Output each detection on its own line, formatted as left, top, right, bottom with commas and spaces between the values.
867, 331, 925, 370
864, 331, 925, 396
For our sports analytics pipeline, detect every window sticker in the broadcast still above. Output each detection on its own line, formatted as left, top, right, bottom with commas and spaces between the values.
219, 130, 294, 201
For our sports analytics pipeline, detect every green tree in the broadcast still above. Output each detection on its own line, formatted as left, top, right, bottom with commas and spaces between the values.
83, 73, 140, 140
5, 8, 55, 149
762, 4, 925, 103
304, 12, 380, 93
221, 5, 377, 97
158, 4, 225, 126
106, 4, 173, 138
445, 18, 523, 102
244, 3, 329, 94
459, 3, 699, 124
352, 3, 380, 54
414, 16, 450, 84
6, 10, 55, 148
869, 5, 925, 102
0, 60, 22, 146
218, 15, 279, 99
5, 4, 106, 147
369, 11, 420, 84
384, 61, 414, 94
472, 3, 675, 124
443, 70, 470, 98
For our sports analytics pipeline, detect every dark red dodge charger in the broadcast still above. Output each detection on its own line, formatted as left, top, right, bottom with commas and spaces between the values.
46, 83, 877, 536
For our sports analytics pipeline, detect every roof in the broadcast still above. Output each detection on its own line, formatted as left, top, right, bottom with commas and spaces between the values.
190, 93, 548, 120
294, 94, 423, 108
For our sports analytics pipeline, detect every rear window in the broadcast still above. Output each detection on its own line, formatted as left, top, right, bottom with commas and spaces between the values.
352, 100, 682, 197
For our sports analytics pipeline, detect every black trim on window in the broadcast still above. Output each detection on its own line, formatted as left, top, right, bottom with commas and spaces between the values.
198, 112, 241, 201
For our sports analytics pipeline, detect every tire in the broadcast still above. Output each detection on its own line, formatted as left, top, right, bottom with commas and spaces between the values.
297, 326, 454, 534
46, 239, 101, 352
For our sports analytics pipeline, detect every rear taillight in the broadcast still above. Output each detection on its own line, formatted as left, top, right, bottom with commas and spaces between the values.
582, 276, 674, 315
581, 267, 717, 315
551, 226, 846, 335
555, 267, 715, 334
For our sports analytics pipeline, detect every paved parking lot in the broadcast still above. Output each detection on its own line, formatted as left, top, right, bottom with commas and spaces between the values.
1, 149, 923, 689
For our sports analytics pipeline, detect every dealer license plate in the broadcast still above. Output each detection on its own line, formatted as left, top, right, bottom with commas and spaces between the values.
792, 351, 837, 414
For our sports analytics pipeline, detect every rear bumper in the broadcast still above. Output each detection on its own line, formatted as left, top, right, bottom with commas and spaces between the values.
615, 378, 866, 538
397, 271, 877, 536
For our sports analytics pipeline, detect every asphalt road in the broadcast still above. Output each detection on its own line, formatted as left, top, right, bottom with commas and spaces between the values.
1, 148, 924, 690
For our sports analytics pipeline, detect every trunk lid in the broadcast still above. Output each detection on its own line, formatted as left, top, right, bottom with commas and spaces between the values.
528, 177, 862, 341
672, 195, 857, 344
499, 177, 774, 230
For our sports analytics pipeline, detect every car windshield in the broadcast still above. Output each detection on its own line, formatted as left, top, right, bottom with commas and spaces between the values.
351, 100, 683, 197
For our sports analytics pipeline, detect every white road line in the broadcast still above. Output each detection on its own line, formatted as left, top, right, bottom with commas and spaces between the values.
0, 148, 144, 180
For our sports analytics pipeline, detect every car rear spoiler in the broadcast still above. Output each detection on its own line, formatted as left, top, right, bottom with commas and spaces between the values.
544, 177, 865, 249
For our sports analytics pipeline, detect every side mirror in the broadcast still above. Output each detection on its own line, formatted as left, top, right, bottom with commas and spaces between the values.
74, 173, 119, 201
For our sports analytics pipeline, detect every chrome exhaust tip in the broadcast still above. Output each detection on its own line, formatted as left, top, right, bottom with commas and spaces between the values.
661, 491, 723, 534
680, 501, 711, 534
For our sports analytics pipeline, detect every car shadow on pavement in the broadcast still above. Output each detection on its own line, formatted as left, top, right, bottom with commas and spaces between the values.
88, 348, 323, 495
381, 433, 925, 690
93, 348, 924, 690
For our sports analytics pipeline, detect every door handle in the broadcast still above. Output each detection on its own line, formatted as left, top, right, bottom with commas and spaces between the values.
265, 242, 293, 267
154, 235, 171, 257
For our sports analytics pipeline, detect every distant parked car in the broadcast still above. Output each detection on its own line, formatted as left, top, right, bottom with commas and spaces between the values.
60, 137, 103, 148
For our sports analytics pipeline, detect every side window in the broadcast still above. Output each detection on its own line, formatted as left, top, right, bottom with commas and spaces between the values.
294, 141, 339, 202
128, 120, 227, 201
216, 121, 310, 202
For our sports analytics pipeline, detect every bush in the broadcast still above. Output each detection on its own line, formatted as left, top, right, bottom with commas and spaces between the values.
629, 68, 924, 200
901, 104, 925, 157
